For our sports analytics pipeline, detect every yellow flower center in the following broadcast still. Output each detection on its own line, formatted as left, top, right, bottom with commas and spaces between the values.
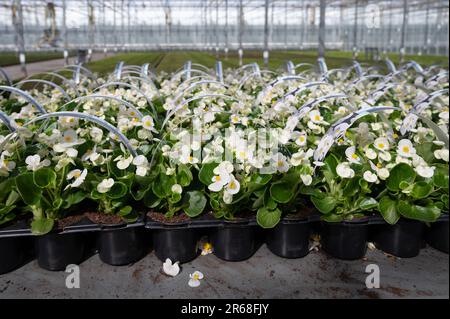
229, 181, 237, 189
351, 154, 359, 160
130, 111, 136, 116
69, 118, 75, 123
378, 143, 385, 149
193, 274, 200, 280
338, 138, 344, 143
239, 151, 246, 158
377, 163, 382, 168
64, 136, 73, 143
203, 243, 213, 251
73, 171, 81, 178
277, 160, 284, 167
299, 136, 305, 142
188, 156, 193, 162
132, 118, 139, 122
393, 133, 398, 139
314, 115, 321, 121
214, 175, 221, 182
402, 146, 410, 153
145, 120, 152, 127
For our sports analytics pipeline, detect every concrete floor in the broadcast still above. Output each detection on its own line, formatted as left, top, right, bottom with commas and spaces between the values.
0, 245, 448, 299
2, 53, 110, 80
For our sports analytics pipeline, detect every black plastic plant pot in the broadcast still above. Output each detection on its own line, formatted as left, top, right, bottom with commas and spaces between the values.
266, 218, 311, 258
211, 223, 261, 261
35, 232, 87, 271
373, 219, 424, 258
425, 216, 449, 254
321, 221, 369, 260
0, 237, 27, 275
97, 226, 148, 266
153, 228, 199, 263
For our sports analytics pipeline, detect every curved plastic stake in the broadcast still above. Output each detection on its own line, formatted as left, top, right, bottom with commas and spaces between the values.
385, 59, 397, 73
215, 61, 223, 83
172, 80, 228, 106
0, 86, 47, 114
317, 58, 328, 76
353, 61, 363, 77
0, 67, 12, 86
61, 94, 143, 118
0, 111, 16, 131
285, 61, 295, 75
402, 60, 424, 75
24, 111, 137, 157
95, 81, 157, 116
114, 61, 125, 80
282, 81, 334, 101
162, 94, 241, 131
32, 72, 80, 96
15, 79, 71, 101
313, 106, 401, 163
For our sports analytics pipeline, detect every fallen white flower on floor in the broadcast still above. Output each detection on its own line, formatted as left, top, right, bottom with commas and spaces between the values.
367, 242, 377, 250
201, 242, 214, 256
162, 258, 180, 277
188, 271, 204, 288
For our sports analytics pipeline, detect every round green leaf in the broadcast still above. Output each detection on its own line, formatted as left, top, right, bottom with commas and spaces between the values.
183, 191, 207, 217
386, 163, 416, 191
199, 163, 219, 186
397, 200, 441, 222
15, 173, 42, 206
270, 182, 295, 203
410, 181, 433, 199
378, 196, 400, 225
33, 168, 57, 188
256, 207, 281, 228
106, 182, 128, 199
31, 217, 54, 235
311, 196, 336, 214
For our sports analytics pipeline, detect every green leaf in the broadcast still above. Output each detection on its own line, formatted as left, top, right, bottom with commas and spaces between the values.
343, 178, 360, 197
270, 182, 295, 203
256, 207, 281, 228
33, 168, 57, 188
5, 190, 20, 207
183, 191, 207, 217
15, 173, 42, 206
178, 164, 193, 187
386, 163, 416, 191
199, 163, 219, 185
31, 218, 54, 235
311, 196, 336, 214
251, 174, 272, 185
106, 182, 128, 199
322, 214, 343, 222
378, 196, 400, 225
410, 181, 433, 199
63, 191, 86, 209
358, 197, 378, 210
433, 173, 449, 189
397, 201, 441, 222
118, 206, 132, 217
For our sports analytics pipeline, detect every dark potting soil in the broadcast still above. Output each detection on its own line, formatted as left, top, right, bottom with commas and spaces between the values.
285, 206, 316, 220
56, 214, 86, 230
85, 212, 125, 225
147, 211, 191, 224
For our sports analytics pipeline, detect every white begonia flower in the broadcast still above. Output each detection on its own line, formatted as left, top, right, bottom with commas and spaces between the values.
97, 178, 115, 193
188, 271, 204, 288
133, 155, 149, 176
365, 148, 378, 160
363, 170, 378, 183
162, 259, 180, 277
291, 149, 314, 166
378, 151, 392, 162
272, 153, 289, 173
397, 139, 416, 158
434, 149, 449, 162
141, 115, 157, 132
208, 168, 231, 192
373, 137, 390, 151
301, 174, 313, 186
415, 165, 435, 178
114, 155, 133, 170
214, 161, 234, 175
25, 154, 50, 171
292, 131, 307, 147
439, 109, 449, 121
309, 110, 324, 124
171, 184, 183, 194
225, 175, 240, 195
345, 146, 361, 164
285, 115, 299, 131
230, 114, 240, 124
371, 123, 383, 131
64, 169, 87, 190
90, 127, 103, 143
336, 162, 355, 179
0, 151, 16, 174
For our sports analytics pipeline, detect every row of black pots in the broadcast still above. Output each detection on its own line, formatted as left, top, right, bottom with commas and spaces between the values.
1, 215, 448, 274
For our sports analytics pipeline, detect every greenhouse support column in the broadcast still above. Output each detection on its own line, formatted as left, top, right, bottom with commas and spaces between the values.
238, 0, 243, 66
216, 0, 219, 58
113, 0, 117, 51
400, 0, 408, 63
87, 0, 95, 59
387, 0, 393, 53
353, 0, 358, 58
301, 0, 306, 49
12, 0, 27, 77
318, 0, 326, 58
263, 0, 269, 68
127, 1, 131, 48
284, 0, 287, 49
225, 0, 228, 59
423, 0, 430, 55
62, 0, 68, 65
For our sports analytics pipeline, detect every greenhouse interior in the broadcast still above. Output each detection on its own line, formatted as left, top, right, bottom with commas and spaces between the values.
0, 0, 449, 302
